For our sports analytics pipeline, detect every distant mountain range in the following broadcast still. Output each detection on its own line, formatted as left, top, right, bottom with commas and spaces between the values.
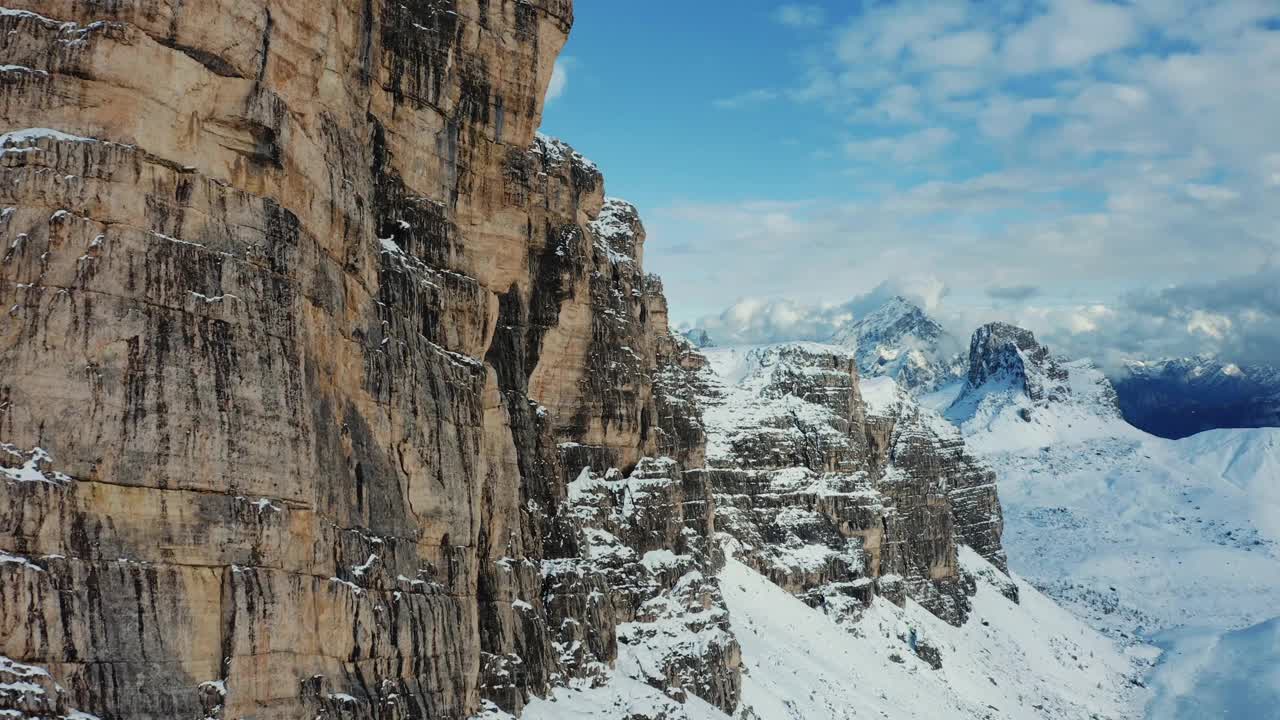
1112, 357, 1280, 439
685, 297, 1280, 439
934, 320, 1280, 715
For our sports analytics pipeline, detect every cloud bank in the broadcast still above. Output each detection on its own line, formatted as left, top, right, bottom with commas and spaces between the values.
688, 267, 1280, 372
648, 0, 1279, 370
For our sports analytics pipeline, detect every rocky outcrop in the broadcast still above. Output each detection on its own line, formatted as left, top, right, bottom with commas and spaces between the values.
963, 322, 1070, 405
948, 322, 1124, 432
860, 379, 1007, 578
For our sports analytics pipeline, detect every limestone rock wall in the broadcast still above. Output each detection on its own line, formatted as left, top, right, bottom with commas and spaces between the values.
0, 2, 713, 719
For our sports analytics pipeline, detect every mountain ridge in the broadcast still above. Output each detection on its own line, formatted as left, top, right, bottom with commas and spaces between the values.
1113, 356, 1280, 439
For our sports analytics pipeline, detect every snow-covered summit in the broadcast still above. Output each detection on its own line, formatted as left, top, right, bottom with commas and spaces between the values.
829, 295, 965, 395
946, 323, 1129, 453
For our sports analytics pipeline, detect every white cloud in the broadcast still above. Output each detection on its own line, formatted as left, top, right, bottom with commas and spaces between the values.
690, 278, 951, 345
547, 58, 570, 101
978, 95, 1058, 139
776, 4, 825, 29
714, 88, 779, 109
845, 127, 955, 163
686, 266, 1280, 372
1002, 0, 1140, 73
915, 30, 995, 67
926, 69, 988, 99
1186, 310, 1233, 339
661, 1, 1280, 365
1184, 183, 1240, 204
869, 84, 924, 122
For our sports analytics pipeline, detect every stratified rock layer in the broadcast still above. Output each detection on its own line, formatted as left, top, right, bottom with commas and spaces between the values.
698, 344, 1007, 628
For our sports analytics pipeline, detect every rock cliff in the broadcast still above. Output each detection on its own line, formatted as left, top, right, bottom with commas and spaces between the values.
698, 344, 1006, 629
1, 3, 1018, 719
0, 2, 711, 718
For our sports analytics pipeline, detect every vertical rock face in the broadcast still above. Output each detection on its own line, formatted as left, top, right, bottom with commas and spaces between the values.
963, 322, 1069, 404
0, 3, 1016, 719
948, 322, 1124, 436
0, 2, 716, 718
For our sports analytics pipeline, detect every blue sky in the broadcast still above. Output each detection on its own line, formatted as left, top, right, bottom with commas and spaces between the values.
541, 3, 858, 208
540, 1, 1280, 366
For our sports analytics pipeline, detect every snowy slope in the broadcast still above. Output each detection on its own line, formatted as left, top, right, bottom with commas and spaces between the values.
482, 341, 1155, 720
948, 357, 1137, 455
1174, 428, 1280, 540
939, 325, 1280, 718
991, 430, 1280, 637
726, 547, 1149, 720
946, 329, 1280, 636
509, 548, 1150, 720
945, 322, 1134, 455
1144, 616, 1280, 719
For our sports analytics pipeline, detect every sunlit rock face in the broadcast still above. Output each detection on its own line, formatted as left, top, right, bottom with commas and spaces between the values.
0, 3, 1016, 719
0, 1, 718, 718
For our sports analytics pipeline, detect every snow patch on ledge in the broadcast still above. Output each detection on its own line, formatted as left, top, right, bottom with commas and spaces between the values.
0, 127, 110, 147
1, 444, 72, 484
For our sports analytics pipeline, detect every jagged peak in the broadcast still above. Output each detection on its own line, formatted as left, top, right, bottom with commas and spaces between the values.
828, 296, 963, 396
863, 294, 933, 325
963, 322, 1055, 392
588, 198, 644, 266
948, 323, 1129, 451
532, 132, 601, 174
590, 197, 640, 238
831, 295, 943, 347
1122, 354, 1278, 382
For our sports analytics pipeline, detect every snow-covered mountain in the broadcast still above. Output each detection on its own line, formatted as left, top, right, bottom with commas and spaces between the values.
503, 341, 1152, 719
1112, 357, 1280, 439
944, 322, 1131, 454
511, 547, 1147, 720
828, 296, 966, 395
681, 327, 715, 349
939, 323, 1280, 718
